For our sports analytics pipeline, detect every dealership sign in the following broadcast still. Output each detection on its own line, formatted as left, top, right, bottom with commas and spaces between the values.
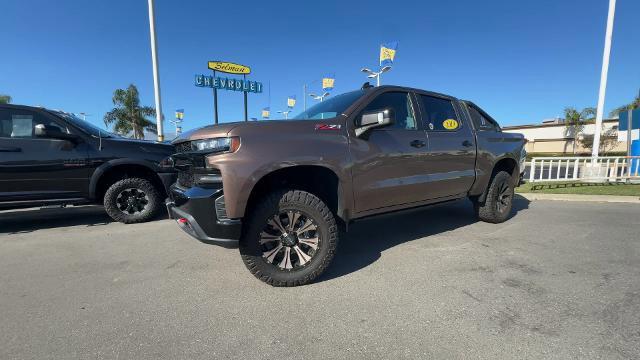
197, 60, 259, 123
195, 74, 263, 93
207, 61, 251, 75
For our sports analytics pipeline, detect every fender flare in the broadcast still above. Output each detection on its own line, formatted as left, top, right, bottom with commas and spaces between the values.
89, 158, 160, 200
476, 155, 519, 203
237, 162, 351, 222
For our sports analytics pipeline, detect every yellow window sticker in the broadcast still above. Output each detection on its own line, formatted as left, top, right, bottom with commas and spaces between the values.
442, 119, 459, 130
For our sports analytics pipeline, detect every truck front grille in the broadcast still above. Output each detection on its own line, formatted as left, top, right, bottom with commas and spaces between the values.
177, 170, 195, 188
175, 141, 192, 153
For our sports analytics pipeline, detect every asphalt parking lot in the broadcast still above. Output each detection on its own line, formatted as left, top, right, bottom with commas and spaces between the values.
1, 198, 639, 359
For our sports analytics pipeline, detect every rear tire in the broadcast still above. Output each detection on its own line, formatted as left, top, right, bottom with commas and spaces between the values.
240, 189, 338, 287
473, 171, 514, 224
103, 177, 162, 224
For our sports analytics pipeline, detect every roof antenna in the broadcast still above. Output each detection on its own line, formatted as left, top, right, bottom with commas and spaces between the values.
361, 82, 374, 90
98, 129, 103, 151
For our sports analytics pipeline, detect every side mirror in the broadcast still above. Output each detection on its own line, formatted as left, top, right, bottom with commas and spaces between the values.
355, 108, 394, 137
34, 124, 80, 143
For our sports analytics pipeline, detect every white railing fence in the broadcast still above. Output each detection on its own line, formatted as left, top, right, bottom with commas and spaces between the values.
528, 156, 640, 183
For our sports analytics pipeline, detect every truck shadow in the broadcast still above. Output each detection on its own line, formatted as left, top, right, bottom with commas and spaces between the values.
0, 206, 168, 235
317, 196, 530, 283
0, 206, 112, 235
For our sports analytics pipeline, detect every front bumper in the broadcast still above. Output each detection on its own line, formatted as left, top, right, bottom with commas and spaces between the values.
166, 184, 241, 248
158, 171, 178, 194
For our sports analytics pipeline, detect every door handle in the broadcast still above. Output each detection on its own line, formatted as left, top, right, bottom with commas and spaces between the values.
410, 140, 426, 148
462, 140, 473, 147
0, 147, 21, 152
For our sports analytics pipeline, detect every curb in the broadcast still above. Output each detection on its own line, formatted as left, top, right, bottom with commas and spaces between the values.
516, 192, 640, 204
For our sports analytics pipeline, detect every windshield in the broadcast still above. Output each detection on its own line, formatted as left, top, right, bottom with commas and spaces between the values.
52, 111, 117, 138
291, 90, 365, 120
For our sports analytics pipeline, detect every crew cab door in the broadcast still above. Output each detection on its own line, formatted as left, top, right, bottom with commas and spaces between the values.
349, 91, 432, 213
415, 94, 476, 199
0, 108, 89, 203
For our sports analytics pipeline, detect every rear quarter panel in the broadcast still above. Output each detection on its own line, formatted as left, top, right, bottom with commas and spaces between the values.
469, 131, 525, 197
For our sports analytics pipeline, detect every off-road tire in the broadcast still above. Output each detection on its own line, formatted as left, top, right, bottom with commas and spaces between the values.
103, 177, 162, 224
473, 171, 514, 224
240, 189, 339, 287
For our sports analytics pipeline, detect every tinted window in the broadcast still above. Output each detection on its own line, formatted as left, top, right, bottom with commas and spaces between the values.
359, 92, 417, 130
418, 95, 460, 131
292, 90, 365, 120
0, 110, 67, 138
467, 105, 497, 131
53, 111, 116, 138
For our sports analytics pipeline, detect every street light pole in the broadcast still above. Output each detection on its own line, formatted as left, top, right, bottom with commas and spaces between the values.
303, 84, 307, 111
309, 92, 330, 102
277, 110, 291, 119
147, 0, 164, 142
592, 0, 616, 158
361, 66, 391, 87
308, 93, 330, 119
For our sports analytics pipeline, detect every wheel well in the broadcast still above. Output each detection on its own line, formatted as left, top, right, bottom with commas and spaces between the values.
475, 157, 519, 204
95, 164, 165, 204
492, 157, 519, 181
245, 165, 342, 220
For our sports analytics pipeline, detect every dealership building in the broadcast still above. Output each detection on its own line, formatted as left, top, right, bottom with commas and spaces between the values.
502, 118, 626, 154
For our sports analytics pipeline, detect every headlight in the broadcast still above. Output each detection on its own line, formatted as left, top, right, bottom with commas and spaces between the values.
158, 156, 174, 169
192, 137, 240, 154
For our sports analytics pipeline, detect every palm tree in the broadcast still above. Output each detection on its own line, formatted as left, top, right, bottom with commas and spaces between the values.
103, 84, 156, 139
563, 106, 596, 154
609, 95, 640, 118
0, 94, 11, 104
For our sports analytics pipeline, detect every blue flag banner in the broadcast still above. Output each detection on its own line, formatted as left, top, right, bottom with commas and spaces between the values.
175, 109, 184, 120
287, 96, 296, 108
262, 107, 270, 119
322, 76, 335, 92
380, 41, 399, 67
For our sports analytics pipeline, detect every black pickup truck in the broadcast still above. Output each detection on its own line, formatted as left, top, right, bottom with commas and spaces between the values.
0, 104, 175, 223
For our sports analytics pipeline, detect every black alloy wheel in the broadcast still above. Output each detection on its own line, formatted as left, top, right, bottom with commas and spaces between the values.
103, 177, 162, 224
240, 189, 339, 287
473, 170, 514, 224
115, 188, 150, 215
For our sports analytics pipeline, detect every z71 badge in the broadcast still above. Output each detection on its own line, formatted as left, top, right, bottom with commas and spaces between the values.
315, 124, 342, 131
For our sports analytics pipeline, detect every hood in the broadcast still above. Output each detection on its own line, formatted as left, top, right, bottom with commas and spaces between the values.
173, 118, 344, 144
102, 137, 175, 155
173, 122, 244, 143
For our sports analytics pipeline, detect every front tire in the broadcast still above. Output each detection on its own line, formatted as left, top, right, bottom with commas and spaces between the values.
240, 190, 338, 287
103, 177, 162, 224
473, 171, 514, 223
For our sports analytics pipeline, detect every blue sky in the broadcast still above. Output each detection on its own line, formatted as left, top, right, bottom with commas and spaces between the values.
1, 0, 639, 133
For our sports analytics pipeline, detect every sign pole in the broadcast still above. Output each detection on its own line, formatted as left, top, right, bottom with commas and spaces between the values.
212, 70, 219, 125
243, 74, 248, 122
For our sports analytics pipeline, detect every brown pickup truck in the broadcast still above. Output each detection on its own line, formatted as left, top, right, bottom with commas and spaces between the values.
166, 85, 526, 287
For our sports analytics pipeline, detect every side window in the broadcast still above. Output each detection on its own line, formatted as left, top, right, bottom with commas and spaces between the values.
418, 95, 460, 131
0, 110, 67, 138
467, 105, 498, 131
358, 92, 417, 130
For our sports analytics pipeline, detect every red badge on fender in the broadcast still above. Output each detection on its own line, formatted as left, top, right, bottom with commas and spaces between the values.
315, 124, 341, 131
